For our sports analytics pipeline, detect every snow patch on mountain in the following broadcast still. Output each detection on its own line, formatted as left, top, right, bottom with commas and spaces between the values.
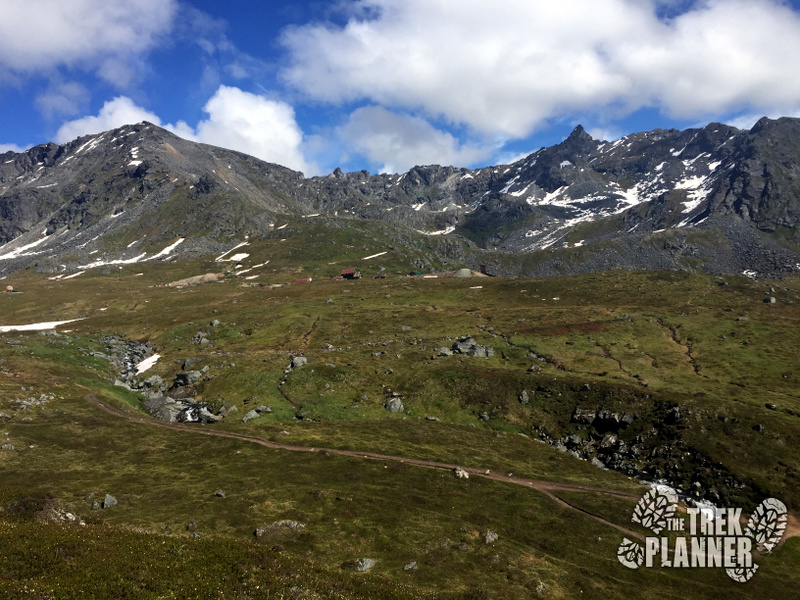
0, 232, 51, 261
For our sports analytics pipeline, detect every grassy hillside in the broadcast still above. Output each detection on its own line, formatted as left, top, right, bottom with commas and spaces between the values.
1, 248, 799, 598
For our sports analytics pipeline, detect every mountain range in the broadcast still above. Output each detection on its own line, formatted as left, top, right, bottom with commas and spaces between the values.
1, 116, 800, 278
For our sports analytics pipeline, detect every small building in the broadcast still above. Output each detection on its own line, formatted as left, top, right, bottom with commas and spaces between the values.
341, 268, 362, 280
373, 273, 386, 279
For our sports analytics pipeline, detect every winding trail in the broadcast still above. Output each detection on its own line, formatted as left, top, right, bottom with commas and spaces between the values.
85, 394, 645, 541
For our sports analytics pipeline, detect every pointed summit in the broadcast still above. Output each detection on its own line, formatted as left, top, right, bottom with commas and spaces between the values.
559, 124, 598, 155
566, 124, 593, 142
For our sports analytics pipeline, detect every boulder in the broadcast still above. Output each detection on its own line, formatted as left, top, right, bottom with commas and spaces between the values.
572, 408, 596, 425
595, 410, 622, 429
143, 375, 164, 388
451, 336, 493, 357
291, 356, 308, 369
453, 467, 469, 479
566, 434, 583, 448
218, 405, 237, 418
485, 530, 499, 544
102, 494, 117, 509
385, 397, 404, 413
241, 409, 260, 423
355, 558, 376, 572
143, 396, 181, 422
403, 561, 418, 571
599, 433, 618, 449
255, 405, 273, 414
198, 408, 222, 424
174, 371, 202, 387
255, 520, 306, 537
518, 390, 529, 405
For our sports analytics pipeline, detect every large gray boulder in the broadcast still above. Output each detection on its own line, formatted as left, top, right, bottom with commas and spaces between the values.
198, 408, 222, 423
453, 467, 469, 479
174, 371, 202, 387
143, 375, 164, 389
290, 356, 308, 369
355, 558, 376, 572
242, 409, 260, 423
452, 336, 493, 357
143, 396, 181, 422
385, 397, 404, 413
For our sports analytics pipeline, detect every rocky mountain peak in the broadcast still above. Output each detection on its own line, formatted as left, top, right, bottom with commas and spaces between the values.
1, 117, 800, 279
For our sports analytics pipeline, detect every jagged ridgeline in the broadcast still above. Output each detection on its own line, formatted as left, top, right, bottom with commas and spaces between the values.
1, 117, 799, 277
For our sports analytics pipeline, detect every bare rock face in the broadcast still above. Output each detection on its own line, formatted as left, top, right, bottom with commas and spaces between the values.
2, 118, 800, 279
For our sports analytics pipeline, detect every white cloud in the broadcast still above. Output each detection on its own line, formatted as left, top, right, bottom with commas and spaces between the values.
281, 0, 800, 139
35, 82, 90, 119
726, 106, 800, 131
186, 86, 318, 175
0, 0, 178, 85
55, 97, 163, 143
0, 143, 27, 154
54, 87, 319, 175
338, 106, 490, 173
586, 126, 624, 143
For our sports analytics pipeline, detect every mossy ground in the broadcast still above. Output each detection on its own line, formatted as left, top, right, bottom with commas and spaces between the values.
1, 251, 799, 598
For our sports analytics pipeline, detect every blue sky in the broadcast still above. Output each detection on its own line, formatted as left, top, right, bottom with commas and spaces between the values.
2, 0, 800, 176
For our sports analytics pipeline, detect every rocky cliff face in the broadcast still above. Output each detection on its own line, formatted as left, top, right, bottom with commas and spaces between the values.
1, 117, 800, 278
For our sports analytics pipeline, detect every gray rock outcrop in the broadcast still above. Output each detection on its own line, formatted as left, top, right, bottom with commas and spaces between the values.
452, 336, 493, 357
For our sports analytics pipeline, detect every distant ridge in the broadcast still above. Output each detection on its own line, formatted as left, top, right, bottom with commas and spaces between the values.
1, 117, 800, 278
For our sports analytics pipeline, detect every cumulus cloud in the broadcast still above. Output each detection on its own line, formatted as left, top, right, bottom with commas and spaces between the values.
54, 87, 318, 175
55, 97, 163, 143
280, 0, 800, 138
338, 106, 490, 173
0, 0, 177, 85
186, 86, 318, 175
